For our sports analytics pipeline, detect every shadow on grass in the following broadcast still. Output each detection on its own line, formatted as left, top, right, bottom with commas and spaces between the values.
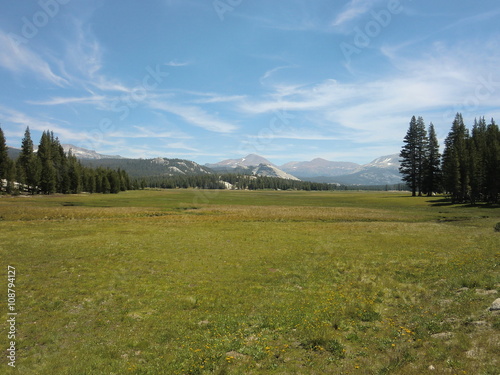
428, 197, 500, 209
427, 197, 452, 207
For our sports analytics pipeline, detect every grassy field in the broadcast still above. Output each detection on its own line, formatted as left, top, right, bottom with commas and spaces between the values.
1, 189, 499, 374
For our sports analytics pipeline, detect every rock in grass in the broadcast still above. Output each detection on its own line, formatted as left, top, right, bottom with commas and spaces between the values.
476, 289, 498, 295
469, 320, 488, 327
431, 332, 453, 339
489, 298, 500, 311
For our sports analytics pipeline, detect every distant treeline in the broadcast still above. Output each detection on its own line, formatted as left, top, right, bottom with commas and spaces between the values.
139, 173, 341, 191
0, 127, 134, 194
81, 157, 212, 178
400, 114, 500, 203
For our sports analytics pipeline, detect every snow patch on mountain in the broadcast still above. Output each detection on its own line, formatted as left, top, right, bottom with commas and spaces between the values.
252, 164, 300, 181
362, 154, 400, 169
62, 144, 123, 160
206, 154, 275, 169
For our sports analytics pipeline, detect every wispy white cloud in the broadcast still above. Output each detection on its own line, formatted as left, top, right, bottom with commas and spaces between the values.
259, 65, 298, 85
88, 77, 132, 93
246, 130, 342, 141
440, 8, 500, 33
156, 89, 245, 104
149, 101, 237, 133
52, 18, 134, 94
26, 95, 107, 106
240, 79, 356, 113
192, 94, 246, 104
0, 29, 68, 86
0, 105, 85, 141
108, 126, 191, 139
64, 19, 103, 80
331, 0, 374, 28
165, 60, 192, 67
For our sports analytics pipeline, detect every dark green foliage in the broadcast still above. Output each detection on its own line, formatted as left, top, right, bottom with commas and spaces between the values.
401, 113, 499, 204
101, 173, 111, 194
399, 116, 427, 196
6, 159, 17, 194
1, 128, 131, 195
0, 126, 8, 182
484, 120, 500, 203
139, 173, 339, 191
441, 115, 499, 203
108, 170, 121, 194
468, 118, 487, 203
17, 127, 40, 193
442, 114, 470, 203
38, 131, 57, 194
422, 123, 441, 196
68, 152, 82, 194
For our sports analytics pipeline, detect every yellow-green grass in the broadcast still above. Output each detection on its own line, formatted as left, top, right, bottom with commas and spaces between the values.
0, 190, 499, 374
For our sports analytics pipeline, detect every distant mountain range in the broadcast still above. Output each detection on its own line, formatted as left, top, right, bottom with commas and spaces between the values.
306, 154, 402, 185
207, 153, 402, 185
62, 144, 123, 160
7, 144, 403, 185
281, 158, 360, 177
206, 154, 299, 180
6, 144, 123, 160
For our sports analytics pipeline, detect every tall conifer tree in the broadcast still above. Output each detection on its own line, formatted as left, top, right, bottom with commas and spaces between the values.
399, 116, 428, 196
484, 119, 500, 203
468, 117, 487, 203
442, 113, 470, 203
422, 122, 441, 196
18, 127, 40, 193
0, 126, 9, 184
38, 131, 57, 194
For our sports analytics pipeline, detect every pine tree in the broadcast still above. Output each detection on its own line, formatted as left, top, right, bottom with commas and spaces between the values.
442, 113, 470, 203
415, 116, 428, 195
5, 159, 17, 194
422, 122, 441, 196
468, 117, 487, 203
48, 134, 70, 193
484, 119, 500, 203
102, 174, 111, 194
0, 126, 9, 187
84, 168, 96, 193
108, 170, 121, 194
68, 152, 82, 194
37, 131, 57, 194
399, 116, 428, 196
18, 127, 40, 193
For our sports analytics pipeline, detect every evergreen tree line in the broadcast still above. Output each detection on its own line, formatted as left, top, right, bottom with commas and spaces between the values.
0, 127, 133, 194
400, 113, 500, 203
139, 173, 340, 191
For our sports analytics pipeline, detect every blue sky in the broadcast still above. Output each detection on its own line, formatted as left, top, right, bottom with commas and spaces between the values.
1, 0, 499, 165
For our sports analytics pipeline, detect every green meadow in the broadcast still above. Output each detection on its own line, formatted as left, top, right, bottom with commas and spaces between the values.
1, 190, 499, 374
